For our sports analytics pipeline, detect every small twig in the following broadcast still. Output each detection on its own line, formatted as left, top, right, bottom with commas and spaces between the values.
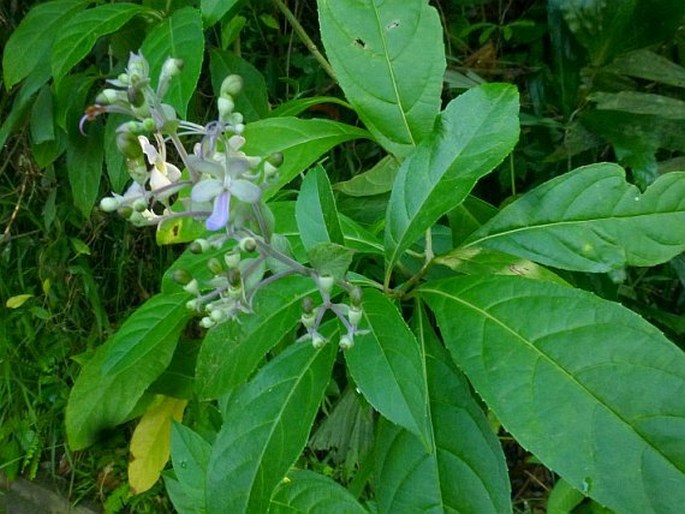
273, 0, 336, 81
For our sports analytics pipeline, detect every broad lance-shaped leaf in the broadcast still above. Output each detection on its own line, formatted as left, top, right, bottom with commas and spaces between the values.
375, 305, 511, 513
270, 470, 367, 513
296, 164, 345, 250
464, 163, 685, 273
67, 123, 103, 218
420, 275, 685, 513
141, 7, 204, 119
66, 293, 191, 450
317, 0, 445, 157
2, 0, 88, 89
51, 3, 151, 83
384, 84, 519, 284
206, 342, 336, 514
195, 275, 318, 400
345, 289, 431, 446
167, 422, 212, 512
241, 117, 369, 200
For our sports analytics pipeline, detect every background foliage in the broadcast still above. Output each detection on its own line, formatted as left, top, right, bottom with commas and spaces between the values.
1, 0, 685, 512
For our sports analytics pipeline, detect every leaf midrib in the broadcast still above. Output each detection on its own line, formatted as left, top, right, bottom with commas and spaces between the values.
421, 286, 683, 475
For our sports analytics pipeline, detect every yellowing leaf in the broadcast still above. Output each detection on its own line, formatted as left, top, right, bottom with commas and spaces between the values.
128, 395, 187, 495
6, 294, 33, 309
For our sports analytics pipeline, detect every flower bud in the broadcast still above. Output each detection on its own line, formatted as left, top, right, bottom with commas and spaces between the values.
99, 196, 120, 212
210, 308, 227, 322
218, 96, 235, 119
183, 278, 201, 296
117, 73, 130, 85
116, 131, 143, 159
200, 316, 216, 329
190, 238, 210, 254
311, 333, 326, 349
172, 268, 193, 285
267, 152, 284, 167
96, 89, 124, 105
142, 118, 156, 132
127, 52, 149, 84
132, 197, 148, 212
239, 237, 257, 253
185, 298, 200, 310
221, 74, 243, 97
302, 297, 315, 314
339, 333, 354, 350
127, 86, 145, 107
224, 251, 241, 269
300, 311, 317, 329
161, 57, 184, 78
348, 305, 363, 326
318, 275, 335, 294
228, 284, 242, 300
118, 206, 133, 219
207, 257, 223, 275
227, 267, 241, 287
349, 286, 363, 307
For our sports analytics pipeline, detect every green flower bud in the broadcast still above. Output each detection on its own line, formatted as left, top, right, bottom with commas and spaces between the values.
142, 118, 156, 132
239, 237, 257, 253
318, 275, 335, 294
267, 152, 284, 167
172, 268, 193, 285
118, 206, 133, 219
183, 278, 201, 296
228, 267, 241, 287
224, 251, 241, 269
190, 238, 210, 254
210, 308, 227, 322
228, 284, 242, 300
218, 96, 235, 119
300, 311, 317, 329
116, 131, 143, 159
339, 333, 354, 350
127, 86, 145, 107
161, 57, 184, 78
311, 333, 326, 349
207, 257, 223, 275
117, 73, 130, 85
132, 198, 148, 212
186, 298, 200, 310
100, 197, 120, 212
349, 286, 363, 307
200, 316, 216, 329
348, 305, 363, 326
221, 74, 243, 97
302, 297, 315, 314
96, 89, 124, 105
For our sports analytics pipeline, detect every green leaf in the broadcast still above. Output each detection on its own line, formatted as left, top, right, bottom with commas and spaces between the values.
384, 84, 520, 282
66, 293, 191, 450
195, 275, 318, 399
335, 155, 400, 197
210, 50, 269, 122
51, 3, 150, 83
589, 91, 685, 120
547, 479, 586, 514
169, 422, 211, 512
375, 306, 511, 513
420, 275, 685, 513
307, 243, 355, 279
435, 247, 569, 285
345, 289, 431, 445
270, 470, 367, 513
206, 342, 336, 514
30, 85, 55, 144
607, 49, 685, 89
296, 164, 345, 250
269, 96, 351, 118
448, 195, 498, 247
66, 124, 103, 218
242, 118, 369, 201
201, 0, 243, 28
2, 0, 88, 89
464, 163, 685, 273
318, 0, 445, 157
141, 7, 204, 119
104, 114, 130, 193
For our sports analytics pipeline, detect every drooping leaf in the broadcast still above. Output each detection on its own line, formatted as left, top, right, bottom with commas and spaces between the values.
269, 96, 351, 118
345, 289, 431, 445
129, 395, 187, 495
384, 84, 520, 282
201, 0, 244, 28
206, 342, 336, 514
66, 293, 191, 450
51, 3, 150, 83
335, 155, 400, 197
210, 49, 269, 122
318, 0, 445, 157
464, 163, 685, 273
296, 164, 345, 250
66, 123, 103, 218
270, 470, 368, 514
375, 305, 511, 513
168, 422, 212, 512
241, 118, 369, 200
420, 275, 685, 513
606, 49, 685, 89
195, 275, 318, 399
2, 0, 89, 89
141, 7, 204, 118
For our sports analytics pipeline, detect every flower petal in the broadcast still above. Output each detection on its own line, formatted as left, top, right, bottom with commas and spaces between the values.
191, 179, 223, 203
230, 179, 262, 204
138, 136, 158, 165
150, 166, 172, 191
187, 155, 225, 179
206, 191, 230, 231
165, 162, 182, 182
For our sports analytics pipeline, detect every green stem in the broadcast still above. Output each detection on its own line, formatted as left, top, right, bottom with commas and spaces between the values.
273, 0, 337, 81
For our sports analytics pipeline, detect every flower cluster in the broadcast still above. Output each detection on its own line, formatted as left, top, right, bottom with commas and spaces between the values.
87, 51, 363, 349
